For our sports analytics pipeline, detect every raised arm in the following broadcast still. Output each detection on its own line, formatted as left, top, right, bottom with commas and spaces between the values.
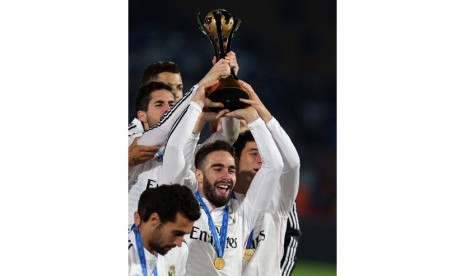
267, 118, 300, 213
238, 80, 300, 214
137, 58, 232, 147
225, 105, 283, 215
244, 118, 283, 210
158, 81, 219, 191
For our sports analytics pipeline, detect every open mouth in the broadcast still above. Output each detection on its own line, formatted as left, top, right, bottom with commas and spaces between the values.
215, 183, 231, 196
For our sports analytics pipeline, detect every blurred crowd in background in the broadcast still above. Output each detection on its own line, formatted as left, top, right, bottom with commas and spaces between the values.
129, 0, 336, 263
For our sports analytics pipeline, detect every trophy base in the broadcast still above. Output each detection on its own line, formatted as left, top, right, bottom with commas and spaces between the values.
207, 87, 249, 112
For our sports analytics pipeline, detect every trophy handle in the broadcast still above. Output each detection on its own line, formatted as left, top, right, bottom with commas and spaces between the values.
227, 18, 241, 80
197, 12, 221, 61
226, 18, 241, 53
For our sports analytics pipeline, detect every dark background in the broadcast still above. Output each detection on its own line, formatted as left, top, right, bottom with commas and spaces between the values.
129, 0, 336, 263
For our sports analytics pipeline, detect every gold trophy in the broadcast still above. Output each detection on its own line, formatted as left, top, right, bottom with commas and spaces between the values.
197, 9, 249, 112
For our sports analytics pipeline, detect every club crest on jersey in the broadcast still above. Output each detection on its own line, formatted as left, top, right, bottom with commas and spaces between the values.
228, 211, 236, 224
168, 265, 175, 276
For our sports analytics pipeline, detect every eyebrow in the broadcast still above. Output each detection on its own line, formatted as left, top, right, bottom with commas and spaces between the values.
211, 163, 236, 170
173, 230, 188, 236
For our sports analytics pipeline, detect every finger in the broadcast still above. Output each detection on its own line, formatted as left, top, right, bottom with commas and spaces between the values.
137, 144, 159, 150
206, 100, 224, 108
203, 79, 220, 89
239, 98, 254, 104
215, 109, 229, 118
212, 56, 217, 65
226, 51, 236, 58
139, 149, 158, 156
238, 79, 253, 91
132, 136, 140, 146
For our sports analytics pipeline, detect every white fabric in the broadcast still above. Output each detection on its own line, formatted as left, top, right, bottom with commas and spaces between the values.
240, 117, 301, 276
128, 102, 202, 276
183, 118, 284, 276
128, 100, 238, 276
131, 84, 199, 147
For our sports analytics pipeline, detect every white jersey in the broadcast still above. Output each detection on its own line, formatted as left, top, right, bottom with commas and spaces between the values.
128, 84, 199, 147
183, 118, 284, 276
128, 101, 238, 276
128, 102, 203, 276
128, 230, 169, 276
128, 86, 199, 276
240, 117, 301, 276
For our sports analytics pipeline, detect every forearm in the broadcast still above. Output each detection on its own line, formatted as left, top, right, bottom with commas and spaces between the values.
202, 117, 240, 146
183, 133, 200, 173
137, 84, 199, 146
159, 102, 202, 186
217, 117, 240, 144
267, 117, 300, 206
244, 118, 284, 210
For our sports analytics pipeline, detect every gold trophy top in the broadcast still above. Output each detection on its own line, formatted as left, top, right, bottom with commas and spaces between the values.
198, 9, 241, 59
203, 10, 235, 39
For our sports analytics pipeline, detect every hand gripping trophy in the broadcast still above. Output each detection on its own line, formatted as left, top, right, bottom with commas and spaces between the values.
197, 9, 250, 112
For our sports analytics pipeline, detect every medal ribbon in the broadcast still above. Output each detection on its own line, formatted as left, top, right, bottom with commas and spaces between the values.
246, 230, 254, 249
195, 191, 229, 259
131, 224, 158, 276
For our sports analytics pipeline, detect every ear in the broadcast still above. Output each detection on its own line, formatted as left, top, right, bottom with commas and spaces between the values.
149, 212, 160, 227
134, 212, 141, 227
195, 169, 203, 183
137, 110, 147, 123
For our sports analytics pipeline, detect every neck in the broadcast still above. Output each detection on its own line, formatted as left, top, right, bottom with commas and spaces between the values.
198, 190, 226, 209
233, 177, 250, 194
138, 224, 155, 255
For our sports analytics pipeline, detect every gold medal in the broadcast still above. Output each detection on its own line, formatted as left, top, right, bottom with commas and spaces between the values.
214, 257, 225, 270
243, 249, 254, 261
168, 265, 176, 276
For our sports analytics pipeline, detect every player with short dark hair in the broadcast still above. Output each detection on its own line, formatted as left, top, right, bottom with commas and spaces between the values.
157, 79, 284, 275
128, 184, 201, 276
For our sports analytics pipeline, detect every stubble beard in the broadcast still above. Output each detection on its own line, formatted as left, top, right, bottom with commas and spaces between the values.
149, 224, 174, 256
203, 178, 232, 207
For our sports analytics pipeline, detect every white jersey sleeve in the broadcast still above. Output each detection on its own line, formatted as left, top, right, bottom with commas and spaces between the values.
242, 118, 284, 230
202, 117, 240, 145
128, 118, 144, 145
266, 117, 300, 215
158, 101, 203, 191
136, 84, 199, 146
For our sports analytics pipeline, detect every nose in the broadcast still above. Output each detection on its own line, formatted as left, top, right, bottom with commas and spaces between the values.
220, 170, 233, 180
162, 103, 171, 113
174, 236, 184, 247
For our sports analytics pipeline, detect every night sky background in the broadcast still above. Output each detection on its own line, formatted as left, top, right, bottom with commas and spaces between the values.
129, 0, 336, 263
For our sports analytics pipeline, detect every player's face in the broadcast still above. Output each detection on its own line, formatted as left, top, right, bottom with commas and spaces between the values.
149, 213, 194, 255
238, 141, 262, 184
198, 150, 236, 207
156, 72, 183, 103
141, 89, 175, 129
